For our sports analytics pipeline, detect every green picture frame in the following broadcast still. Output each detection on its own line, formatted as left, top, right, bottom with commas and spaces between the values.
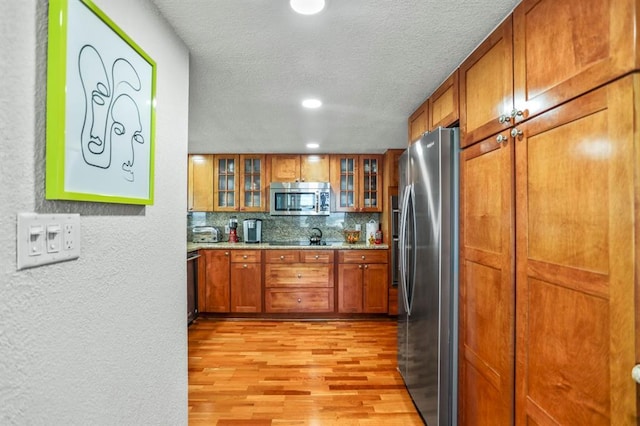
46, 0, 156, 205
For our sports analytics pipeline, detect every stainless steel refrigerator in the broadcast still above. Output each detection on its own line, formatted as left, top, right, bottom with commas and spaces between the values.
398, 127, 459, 425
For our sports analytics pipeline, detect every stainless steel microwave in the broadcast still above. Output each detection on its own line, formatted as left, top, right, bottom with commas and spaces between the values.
269, 182, 331, 216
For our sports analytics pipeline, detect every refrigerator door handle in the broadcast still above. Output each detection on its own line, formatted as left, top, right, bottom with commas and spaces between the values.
399, 184, 412, 315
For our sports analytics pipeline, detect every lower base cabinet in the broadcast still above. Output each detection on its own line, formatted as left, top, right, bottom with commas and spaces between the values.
337, 250, 389, 313
265, 250, 334, 313
201, 249, 231, 313
230, 250, 262, 313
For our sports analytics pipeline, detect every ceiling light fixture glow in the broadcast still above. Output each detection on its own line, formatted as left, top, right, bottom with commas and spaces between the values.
302, 98, 322, 109
306, 142, 320, 149
290, 0, 325, 15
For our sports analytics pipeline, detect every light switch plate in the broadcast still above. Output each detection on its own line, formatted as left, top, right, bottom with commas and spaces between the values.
17, 213, 80, 270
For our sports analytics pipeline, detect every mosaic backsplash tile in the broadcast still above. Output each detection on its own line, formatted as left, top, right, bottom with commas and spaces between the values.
187, 211, 381, 243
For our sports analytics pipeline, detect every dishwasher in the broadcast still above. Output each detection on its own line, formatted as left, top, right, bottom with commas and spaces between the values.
187, 251, 200, 325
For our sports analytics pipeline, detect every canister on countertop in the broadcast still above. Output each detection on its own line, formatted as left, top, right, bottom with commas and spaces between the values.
366, 219, 378, 246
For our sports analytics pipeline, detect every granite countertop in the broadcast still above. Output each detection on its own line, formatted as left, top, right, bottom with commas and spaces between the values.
187, 241, 389, 251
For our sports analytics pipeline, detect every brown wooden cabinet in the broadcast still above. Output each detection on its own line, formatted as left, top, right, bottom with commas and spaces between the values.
337, 250, 388, 313
264, 250, 334, 313
459, 129, 515, 425
428, 69, 459, 129
239, 154, 266, 212
187, 154, 214, 211
269, 154, 329, 182
513, 0, 640, 122
230, 250, 262, 313
213, 154, 240, 211
459, 15, 514, 148
408, 99, 428, 143
199, 249, 231, 313
512, 75, 638, 425
330, 155, 383, 212
213, 155, 266, 212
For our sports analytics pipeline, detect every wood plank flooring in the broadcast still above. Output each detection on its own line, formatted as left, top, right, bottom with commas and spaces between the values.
189, 319, 424, 425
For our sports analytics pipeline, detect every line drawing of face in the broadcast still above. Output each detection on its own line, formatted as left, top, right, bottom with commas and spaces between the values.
110, 94, 144, 182
79, 45, 112, 168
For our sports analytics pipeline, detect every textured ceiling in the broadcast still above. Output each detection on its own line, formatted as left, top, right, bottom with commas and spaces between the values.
149, 0, 519, 154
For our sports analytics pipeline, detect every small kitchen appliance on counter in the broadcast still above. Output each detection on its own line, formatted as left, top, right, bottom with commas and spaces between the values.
243, 219, 262, 243
192, 226, 220, 243
228, 217, 239, 243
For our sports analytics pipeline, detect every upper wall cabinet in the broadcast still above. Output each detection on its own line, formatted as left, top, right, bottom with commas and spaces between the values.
459, 16, 514, 148
330, 155, 383, 213
213, 154, 267, 212
239, 154, 266, 212
460, 0, 640, 148
269, 154, 330, 183
213, 155, 239, 212
188, 154, 214, 212
408, 99, 429, 144
429, 70, 459, 130
513, 0, 640, 120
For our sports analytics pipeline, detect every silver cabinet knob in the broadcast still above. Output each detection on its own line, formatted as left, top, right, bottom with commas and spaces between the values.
314, 255, 319, 259
510, 128, 523, 138
297, 273, 302, 278
297, 298, 302, 303
498, 114, 511, 124
358, 265, 362, 269
364, 264, 368, 269
361, 255, 366, 260
496, 134, 508, 144
511, 109, 524, 119
224, 252, 229, 256
243, 264, 247, 268
280, 255, 284, 260
243, 254, 248, 259
632, 365, 640, 384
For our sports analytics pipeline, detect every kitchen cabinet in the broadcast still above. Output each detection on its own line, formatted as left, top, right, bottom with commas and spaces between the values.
269, 154, 329, 182
330, 154, 383, 212
459, 75, 639, 424
230, 250, 262, 313
408, 99, 428, 143
213, 154, 239, 211
428, 69, 459, 130
513, 75, 637, 425
214, 154, 266, 212
200, 249, 231, 313
337, 250, 388, 313
239, 154, 266, 212
460, 0, 640, 148
459, 128, 515, 424
264, 250, 334, 313
187, 154, 214, 211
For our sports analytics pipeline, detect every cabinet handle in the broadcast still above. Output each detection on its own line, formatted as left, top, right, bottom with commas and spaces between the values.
297, 298, 302, 303
511, 109, 524, 120
632, 364, 640, 384
361, 255, 366, 260
364, 264, 369, 269
498, 114, 511, 124
225, 252, 229, 256
314, 255, 319, 260
243, 255, 248, 259
243, 264, 248, 268
510, 128, 523, 138
358, 265, 363, 269
496, 134, 508, 144
297, 273, 302, 278
280, 255, 285, 260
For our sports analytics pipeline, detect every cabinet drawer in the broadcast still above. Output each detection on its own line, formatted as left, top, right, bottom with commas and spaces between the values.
265, 288, 334, 313
265, 250, 300, 263
301, 250, 334, 263
339, 250, 388, 264
265, 264, 333, 287
230, 250, 262, 263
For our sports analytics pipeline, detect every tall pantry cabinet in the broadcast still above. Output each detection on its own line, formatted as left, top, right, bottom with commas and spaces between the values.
456, 0, 640, 424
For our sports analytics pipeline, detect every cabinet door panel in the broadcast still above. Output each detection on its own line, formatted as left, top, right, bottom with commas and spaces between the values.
459, 134, 515, 425
265, 289, 333, 313
230, 263, 262, 313
337, 264, 363, 313
363, 263, 388, 313
300, 155, 329, 182
460, 16, 514, 147
513, 0, 640, 120
188, 154, 214, 211
265, 264, 333, 288
429, 70, 459, 130
514, 77, 638, 425
203, 250, 230, 312
409, 100, 429, 143
270, 155, 300, 182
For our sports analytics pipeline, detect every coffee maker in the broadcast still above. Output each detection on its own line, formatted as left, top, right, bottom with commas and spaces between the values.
243, 219, 262, 243
228, 216, 239, 243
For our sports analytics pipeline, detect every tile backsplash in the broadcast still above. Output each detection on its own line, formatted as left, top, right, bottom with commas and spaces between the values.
187, 211, 381, 243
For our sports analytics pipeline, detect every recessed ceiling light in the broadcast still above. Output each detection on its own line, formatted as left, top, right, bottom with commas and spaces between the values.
290, 0, 325, 15
302, 98, 322, 109
306, 142, 320, 149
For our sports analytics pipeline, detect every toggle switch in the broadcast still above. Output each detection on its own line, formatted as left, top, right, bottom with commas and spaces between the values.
46, 224, 61, 253
28, 225, 44, 256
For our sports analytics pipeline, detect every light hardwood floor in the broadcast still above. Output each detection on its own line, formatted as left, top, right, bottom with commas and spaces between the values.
188, 319, 424, 425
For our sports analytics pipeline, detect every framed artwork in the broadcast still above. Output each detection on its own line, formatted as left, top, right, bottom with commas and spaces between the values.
46, 0, 156, 204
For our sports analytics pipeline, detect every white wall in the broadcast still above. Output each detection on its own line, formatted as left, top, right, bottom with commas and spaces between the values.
0, 0, 190, 424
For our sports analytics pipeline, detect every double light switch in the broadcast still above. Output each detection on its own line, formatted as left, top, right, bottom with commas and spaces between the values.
17, 213, 80, 270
